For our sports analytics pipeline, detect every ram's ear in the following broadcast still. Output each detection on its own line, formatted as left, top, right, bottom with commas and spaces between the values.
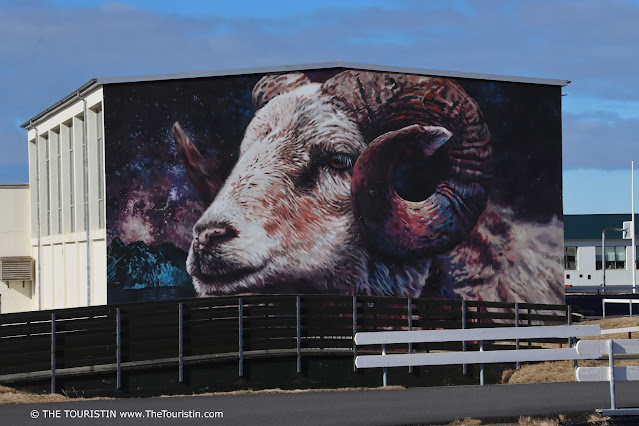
252, 73, 311, 110
172, 122, 223, 205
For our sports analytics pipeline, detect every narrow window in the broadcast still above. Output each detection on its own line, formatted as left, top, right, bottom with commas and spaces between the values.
96, 107, 105, 229
82, 115, 87, 232
45, 135, 51, 236
596, 246, 602, 270
616, 246, 626, 269
57, 131, 62, 234
68, 122, 75, 232
564, 246, 577, 270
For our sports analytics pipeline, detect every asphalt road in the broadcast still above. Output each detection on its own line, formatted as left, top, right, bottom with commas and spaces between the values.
2, 382, 639, 425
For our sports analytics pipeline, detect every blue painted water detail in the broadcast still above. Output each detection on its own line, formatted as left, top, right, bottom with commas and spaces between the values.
107, 238, 196, 302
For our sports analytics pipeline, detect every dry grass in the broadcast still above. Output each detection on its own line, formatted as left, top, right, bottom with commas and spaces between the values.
0, 383, 404, 405
503, 317, 639, 384
446, 417, 484, 425
0, 384, 70, 405
443, 414, 574, 426
517, 414, 567, 425
164, 385, 405, 398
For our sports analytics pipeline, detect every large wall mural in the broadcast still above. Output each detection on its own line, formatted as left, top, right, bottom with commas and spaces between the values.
105, 68, 564, 305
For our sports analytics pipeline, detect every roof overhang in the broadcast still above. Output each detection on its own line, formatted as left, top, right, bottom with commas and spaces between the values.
21, 61, 570, 131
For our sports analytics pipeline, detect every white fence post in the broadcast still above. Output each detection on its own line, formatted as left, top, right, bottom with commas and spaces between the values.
382, 344, 387, 387
479, 340, 484, 386
353, 296, 357, 372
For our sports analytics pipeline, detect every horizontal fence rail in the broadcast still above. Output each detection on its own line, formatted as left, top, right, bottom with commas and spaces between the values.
0, 295, 573, 392
603, 298, 638, 318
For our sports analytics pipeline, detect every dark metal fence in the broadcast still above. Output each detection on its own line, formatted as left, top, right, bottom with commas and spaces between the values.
0, 295, 572, 393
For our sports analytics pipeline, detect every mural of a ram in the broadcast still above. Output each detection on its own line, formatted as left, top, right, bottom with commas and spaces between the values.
166, 70, 564, 304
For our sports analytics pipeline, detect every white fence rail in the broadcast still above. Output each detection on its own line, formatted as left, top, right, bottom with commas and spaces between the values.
355, 325, 601, 386
576, 339, 639, 416
356, 324, 639, 416
602, 298, 638, 318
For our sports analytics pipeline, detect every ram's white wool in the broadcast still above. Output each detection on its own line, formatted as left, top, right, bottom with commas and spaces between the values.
186, 73, 564, 305
188, 85, 370, 296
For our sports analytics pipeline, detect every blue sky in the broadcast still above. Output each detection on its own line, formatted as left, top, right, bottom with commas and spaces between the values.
1, 0, 638, 214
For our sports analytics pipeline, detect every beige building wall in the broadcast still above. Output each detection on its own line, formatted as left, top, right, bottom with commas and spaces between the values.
0, 184, 33, 313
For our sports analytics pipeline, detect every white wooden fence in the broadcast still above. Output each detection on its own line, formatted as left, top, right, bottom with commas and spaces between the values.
576, 339, 639, 416
355, 324, 639, 416
354, 325, 601, 386
602, 298, 638, 317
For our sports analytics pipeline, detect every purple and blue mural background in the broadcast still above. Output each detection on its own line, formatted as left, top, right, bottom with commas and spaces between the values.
104, 68, 564, 305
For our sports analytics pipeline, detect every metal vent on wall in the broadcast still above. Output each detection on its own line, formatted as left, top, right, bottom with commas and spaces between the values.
0, 257, 34, 281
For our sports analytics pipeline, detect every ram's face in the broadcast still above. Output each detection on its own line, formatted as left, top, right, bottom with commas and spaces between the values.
188, 85, 368, 295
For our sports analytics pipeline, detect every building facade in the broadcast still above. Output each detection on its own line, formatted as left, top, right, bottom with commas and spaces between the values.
25, 87, 107, 311
0, 184, 32, 313
4, 62, 569, 313
564, 214, 639, 287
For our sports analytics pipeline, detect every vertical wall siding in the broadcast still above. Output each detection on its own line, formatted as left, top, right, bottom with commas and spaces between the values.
25, 88, 107, 311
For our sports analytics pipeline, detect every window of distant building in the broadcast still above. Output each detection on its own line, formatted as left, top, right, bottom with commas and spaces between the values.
564, 246, 577, 270
596, 246, 626, 270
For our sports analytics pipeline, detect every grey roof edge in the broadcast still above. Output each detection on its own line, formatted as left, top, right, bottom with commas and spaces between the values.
21, 79, 99, 130
97, 61, 570, 87
0, 183, 29, 188
22, 61, 570, 130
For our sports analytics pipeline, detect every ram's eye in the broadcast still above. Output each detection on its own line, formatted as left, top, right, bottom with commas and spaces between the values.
328, 154, 354, 170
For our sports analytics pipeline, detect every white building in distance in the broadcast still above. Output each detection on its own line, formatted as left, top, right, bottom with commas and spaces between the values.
563, 214, 639, 288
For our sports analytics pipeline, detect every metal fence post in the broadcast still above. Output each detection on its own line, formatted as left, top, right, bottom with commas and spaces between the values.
567, 305, 577, 377
353, 296, 358, 372
631, 300, 634, 317
527, 308, 532, 346
608, 339, 616, 410
479, 339, 484, 386
51, 313, 56, 394
178, 303, 184, 383
462, 300, 468, 375
238, 298, 244, 377
296, 296, 301, 374
407, 298, 413, 374
116, 308, 121, 389
515, 303, 520, 370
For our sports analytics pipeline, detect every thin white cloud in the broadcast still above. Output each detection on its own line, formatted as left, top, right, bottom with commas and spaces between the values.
1, 0, 639, 183
564, 112, 639, 169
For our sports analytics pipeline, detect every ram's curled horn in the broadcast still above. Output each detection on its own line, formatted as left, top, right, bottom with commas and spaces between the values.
172, 121, 223, 205
252, 73, 312, 111
322, 71, 493, 257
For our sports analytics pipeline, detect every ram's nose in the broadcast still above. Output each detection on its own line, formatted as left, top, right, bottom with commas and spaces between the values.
193, 222, 238, 251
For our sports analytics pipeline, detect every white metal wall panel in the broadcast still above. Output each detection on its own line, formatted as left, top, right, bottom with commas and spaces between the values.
65, 243, 79, 308
54, 244, 65, 307
41, 245, 53, 309
93, 240, 107, 305
78, 241, 88, 307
